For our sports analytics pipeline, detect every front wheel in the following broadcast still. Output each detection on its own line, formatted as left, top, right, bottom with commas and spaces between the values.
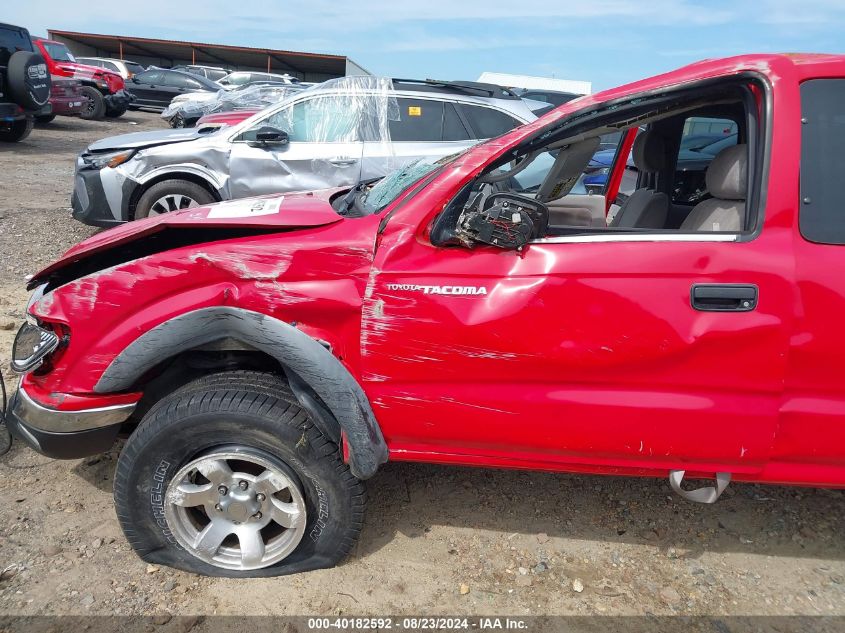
113, 371, 366, 577
134, 179, 215, 220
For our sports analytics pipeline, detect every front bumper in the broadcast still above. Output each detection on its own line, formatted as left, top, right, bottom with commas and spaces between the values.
5, 384, 135, 459
71, 156, 134, 227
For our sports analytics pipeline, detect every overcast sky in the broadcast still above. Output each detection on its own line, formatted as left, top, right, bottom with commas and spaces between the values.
8, 0, 845, 91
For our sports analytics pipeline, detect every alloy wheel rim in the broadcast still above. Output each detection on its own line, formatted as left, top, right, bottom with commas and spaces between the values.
164, 449, 307, 571
148, 194, 199, 216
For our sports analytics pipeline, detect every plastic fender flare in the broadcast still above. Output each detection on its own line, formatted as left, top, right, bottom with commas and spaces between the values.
94, 307, 388, 479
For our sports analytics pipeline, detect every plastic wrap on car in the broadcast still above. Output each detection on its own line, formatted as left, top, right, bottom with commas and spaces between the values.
222, 76, 401, 197
161, 84, 305, 121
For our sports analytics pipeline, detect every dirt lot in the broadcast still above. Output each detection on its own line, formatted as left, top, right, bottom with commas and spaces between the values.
0, 112, 843, 624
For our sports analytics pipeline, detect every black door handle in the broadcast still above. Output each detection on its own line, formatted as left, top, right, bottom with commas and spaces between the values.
691, 284, 758, 312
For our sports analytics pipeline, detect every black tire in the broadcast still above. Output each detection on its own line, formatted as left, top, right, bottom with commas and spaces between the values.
134, 179, 215, 220
170, 113, 185, 128
7, 51, 50, 110
79, 86, 106, 120
34, 114, 56, 124
113, 371, 365, 577
0, 118, 34, 143
105, 106, 128, 118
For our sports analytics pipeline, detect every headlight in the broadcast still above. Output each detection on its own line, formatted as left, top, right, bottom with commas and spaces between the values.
11, 322, 61, 374
87, 150, 134, 170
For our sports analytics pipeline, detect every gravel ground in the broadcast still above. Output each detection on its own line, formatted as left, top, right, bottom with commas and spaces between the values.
0, 112, 843, 624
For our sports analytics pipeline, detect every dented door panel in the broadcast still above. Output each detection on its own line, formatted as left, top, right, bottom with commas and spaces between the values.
362, 229, 793, 473
228, 141, 364, 199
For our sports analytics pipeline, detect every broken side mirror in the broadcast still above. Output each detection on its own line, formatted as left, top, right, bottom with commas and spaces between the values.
458, 193, 549, 251
251, 126, 289, 147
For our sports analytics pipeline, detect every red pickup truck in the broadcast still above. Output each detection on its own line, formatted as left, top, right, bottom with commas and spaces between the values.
33, 37, 132, 120
5, 54, 845, 577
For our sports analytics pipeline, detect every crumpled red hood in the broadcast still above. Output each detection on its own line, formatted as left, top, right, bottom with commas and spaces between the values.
30, 193, 343, 289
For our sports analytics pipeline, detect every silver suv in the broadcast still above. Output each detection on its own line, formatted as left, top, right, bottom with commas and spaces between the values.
71, 77, 538, 225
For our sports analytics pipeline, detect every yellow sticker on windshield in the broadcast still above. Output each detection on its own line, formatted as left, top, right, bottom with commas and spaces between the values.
408, 106, 422, 116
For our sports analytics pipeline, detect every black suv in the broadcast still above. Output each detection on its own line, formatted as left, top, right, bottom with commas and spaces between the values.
0, 22, 50, 142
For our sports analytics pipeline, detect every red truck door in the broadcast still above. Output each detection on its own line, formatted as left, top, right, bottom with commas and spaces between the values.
774, 78, 845, 486
363, 127, 792, 477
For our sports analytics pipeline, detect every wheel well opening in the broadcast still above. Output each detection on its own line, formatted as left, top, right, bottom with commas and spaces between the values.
125, 345, 283, 425
121, 342, 341, 445
129, 173, 221, 220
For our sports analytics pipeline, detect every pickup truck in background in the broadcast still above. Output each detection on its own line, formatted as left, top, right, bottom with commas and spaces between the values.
5, 54, 845, 578
33, 37, 133, 120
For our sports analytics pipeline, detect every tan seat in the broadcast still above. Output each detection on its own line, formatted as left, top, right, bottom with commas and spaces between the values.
680, 144, 747, 232
610, 130, 669, 229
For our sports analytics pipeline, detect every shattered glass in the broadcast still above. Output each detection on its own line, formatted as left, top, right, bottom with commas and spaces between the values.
359, 152, 458, 214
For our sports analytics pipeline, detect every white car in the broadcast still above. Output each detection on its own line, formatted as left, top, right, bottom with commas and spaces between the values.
76, 57, 146, 80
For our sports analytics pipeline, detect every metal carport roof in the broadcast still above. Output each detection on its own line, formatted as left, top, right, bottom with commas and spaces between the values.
46, 30, 365, 81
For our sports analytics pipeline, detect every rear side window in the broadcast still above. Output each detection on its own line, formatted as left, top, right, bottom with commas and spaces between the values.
389, 99, 472, 142
136, 70, 163, 84
458, 104, 521, 139
124, 62, 145, 75
164, 73, 203, 89
390, 99, 444, 142
443, 103, 470, 141
800, 79, 845, 244
102, 61, 120, 73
